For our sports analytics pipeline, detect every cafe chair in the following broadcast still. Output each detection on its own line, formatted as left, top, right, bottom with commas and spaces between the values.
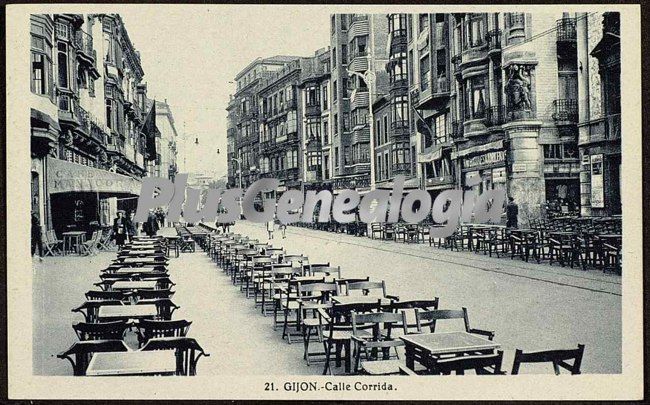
296, 282, 338, 358
414, 308, 495, 341
141, 298, 180, 321
57, 339, 129, 376
389, 298, 440, 334
344, 280, 399, 302
334, 277, 370, 296
511, 344, 585, 375
72, 320, 131, 341
370, 223, 383, 240
42, 230, 61, 256
141, 337, 210, 376
72, 300, 123, 323
93, 280, 115, 292
135, 288, 176, 301
351, 311, 409, 375
135, 319, 192, 348
428, 350, 506, 375
85, 290, 126, 301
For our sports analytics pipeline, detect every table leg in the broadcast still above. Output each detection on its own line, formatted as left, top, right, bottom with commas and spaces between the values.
405, 345, 414, 370
344, 341, 351, 373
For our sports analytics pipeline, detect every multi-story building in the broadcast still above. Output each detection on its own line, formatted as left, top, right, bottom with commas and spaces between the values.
154, 99, 179, 181
299, 47, 332, 191
257, 59, 307, 194
226, 55, 302, 189
330, 14, 389, 192
577, 12, 621, 216
30, 13, 158, 236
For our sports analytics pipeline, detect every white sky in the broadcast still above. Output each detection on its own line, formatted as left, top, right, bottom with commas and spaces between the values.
121, 6, 331, 178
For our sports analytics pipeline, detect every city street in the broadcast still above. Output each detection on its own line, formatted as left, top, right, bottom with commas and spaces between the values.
34, 222, 621, 376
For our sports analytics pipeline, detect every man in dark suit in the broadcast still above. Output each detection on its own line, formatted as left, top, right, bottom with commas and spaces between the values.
113, 211, 127, 247
506, 197, 519, 229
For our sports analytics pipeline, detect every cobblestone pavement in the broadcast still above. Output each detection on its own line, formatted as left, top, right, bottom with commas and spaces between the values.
33, 223, 621, 375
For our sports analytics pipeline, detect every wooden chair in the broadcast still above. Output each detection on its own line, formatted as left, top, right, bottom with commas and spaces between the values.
344, 280, 399, 301
97, 228, 114, 251
141, 337, 210, 376
370, 223, 383, 239
270, 266, 303, 329
57, 339, 129, 376
72, 320, 130, 341
415, 308, 495, 340
428, 350, 505, 375
72, 300, 123, 323
139, 298, 180, 321
389, 298, 440, 334
351, 311, 409, 375
310, 266, 341, 279
548, 233, 582, 268
93, 280, 115, 291
296, 282, 338, 360
511, 344, 585, 375
134, 288, 175, 301
80, 231, 101, 255
320, 302, 380, 375
135, 319, 192, 347
42, 230, 61, 256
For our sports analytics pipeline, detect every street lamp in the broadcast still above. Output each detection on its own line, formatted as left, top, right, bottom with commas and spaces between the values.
348, 69, 377, 191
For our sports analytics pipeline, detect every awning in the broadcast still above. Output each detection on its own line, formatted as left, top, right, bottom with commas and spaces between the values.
47, 157, 142, 195
452, 140, 504, 160
418, 145, 444, 163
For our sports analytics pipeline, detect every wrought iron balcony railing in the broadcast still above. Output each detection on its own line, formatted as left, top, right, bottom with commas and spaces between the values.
552, 99, 578, 123
485, 105, 506, 127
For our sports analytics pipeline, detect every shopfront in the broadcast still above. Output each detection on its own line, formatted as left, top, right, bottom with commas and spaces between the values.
458, 147, 507, 194
46, 157, 142, 237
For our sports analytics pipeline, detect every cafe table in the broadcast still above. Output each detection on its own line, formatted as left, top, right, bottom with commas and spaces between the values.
117, 257, 168, 265
97, 304, 158, 321
114, 267, 167, 275
400, 331, 500, 372
111, 280, 159, 290
332, 296, 393, 306
86, 350, 177, 376
62, 231, 86, 255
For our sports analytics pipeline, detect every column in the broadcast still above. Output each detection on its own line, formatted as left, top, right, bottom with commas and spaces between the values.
576, 12, 592, 216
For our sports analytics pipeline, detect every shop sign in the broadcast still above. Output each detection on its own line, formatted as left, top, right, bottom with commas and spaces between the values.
464, 150, 506, 170
512, 163, 527, 172
47, 157, 142, 195
590, 154, 604, 208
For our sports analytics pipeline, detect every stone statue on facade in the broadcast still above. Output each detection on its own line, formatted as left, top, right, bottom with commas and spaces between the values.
506, 64, 532, 118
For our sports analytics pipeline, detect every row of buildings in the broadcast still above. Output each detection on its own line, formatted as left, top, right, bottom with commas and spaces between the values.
226, 11, 621, 222
30, 14, 180, 236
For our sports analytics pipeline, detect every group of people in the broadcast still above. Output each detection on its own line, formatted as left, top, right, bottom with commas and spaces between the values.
112, 209, 160, 248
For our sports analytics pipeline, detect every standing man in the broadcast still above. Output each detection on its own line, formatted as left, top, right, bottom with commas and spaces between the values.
145, 210, 160, 237
127, 211, 138, 242
31, 211, 44, 261
506, 197, 519, 229
113, 211, 128, 248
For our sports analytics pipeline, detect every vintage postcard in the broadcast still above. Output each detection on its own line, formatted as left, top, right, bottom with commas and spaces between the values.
5, 3, 643, 400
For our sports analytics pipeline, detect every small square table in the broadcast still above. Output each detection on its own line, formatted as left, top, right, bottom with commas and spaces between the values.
112, 280, 158, 290
400, 331, 500, 372
97, 304, 158, 321
332, 296, 393, 306
86, 350, 177, 376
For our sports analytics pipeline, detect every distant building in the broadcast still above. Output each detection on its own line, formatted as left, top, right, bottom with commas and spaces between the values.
154, 99, 179, 180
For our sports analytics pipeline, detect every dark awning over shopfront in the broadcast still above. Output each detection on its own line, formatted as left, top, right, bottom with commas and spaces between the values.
47, 157, 142, 195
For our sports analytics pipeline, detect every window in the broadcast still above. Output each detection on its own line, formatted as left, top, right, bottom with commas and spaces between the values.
57, 42, 69, 89
334, 147, 339, 168
383, 115, 389, 145
334, 114, 339, 134
389, 14, 407, 37
306, 86, 319, 106
390, 52, 408, 83
332, 47, 337, 68
306, 118, 321, 139
392, 95, 409, 126
420, 54, 430, 91
343, 112, 350, 132
341, 44, 347, 65
106, 98, 113, 129
342, 77, 349, 98
31, 28, 53, 99
377, 155, 382, 180
333, 80, 337, 101
408, 50, 414, 80
543, 144, 562, 159
467, 14, 486, 48
287, 149, 299, 168
341, 15, 348, 31
103, 32, 113, 63
322, 85, 328, 109
323, 121, 329, 144
434, 113, 447, 143
344, 146, 350, 165
375, 118, 381, 146
331, 15, 336, 34
419, 14, 429, 33
464, 76, 487, 119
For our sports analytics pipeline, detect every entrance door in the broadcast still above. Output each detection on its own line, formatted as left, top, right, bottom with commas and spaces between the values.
31, 172, 39, 215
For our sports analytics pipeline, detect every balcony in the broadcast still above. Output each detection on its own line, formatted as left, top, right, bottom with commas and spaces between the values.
410, 88, 420, 106
349, 15, 369, 38
305, 104, 321, 117
485, 106, 506, 127
390, 31, 408, 51
556, 18, 577, 42
106, 138, 125, 155
552, 99, 578, 124
425, 175, 455, 188
451, 54, 462, 75
333, 173, 370, 190
348, 53, 369, 73
74, 30, 96, 64
392, 163, 411, 176
390, 120, 410, 138
461, 45, 488, 67
583, 113, 621, 144
486, 29, 502, 54
350, 89, 369, 111
240, 109, 258, 121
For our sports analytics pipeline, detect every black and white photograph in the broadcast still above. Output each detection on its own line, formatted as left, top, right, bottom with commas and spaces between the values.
5, 3, 643, 401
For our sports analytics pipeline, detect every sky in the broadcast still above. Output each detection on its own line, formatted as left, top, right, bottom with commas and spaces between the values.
121, 6, 331, 179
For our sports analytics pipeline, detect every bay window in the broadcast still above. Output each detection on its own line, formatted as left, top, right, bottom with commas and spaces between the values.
306, 118, 321, 139
389, 14, 407, 37
57, 42, 69, 89
466, 14, 486, 48
392, 95, 409, 127
434, 113, 448, 143
390, 52, 408, 84
420, 54, 430, 91
463, 76, 487, 119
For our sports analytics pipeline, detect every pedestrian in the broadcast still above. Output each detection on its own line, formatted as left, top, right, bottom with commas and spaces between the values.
126, 211, 138, 242
266, 218, 274, 240
144, 210, 160, 237
506, 196, 519, 229
31, 211, 44, 261
112, 211, 128, 248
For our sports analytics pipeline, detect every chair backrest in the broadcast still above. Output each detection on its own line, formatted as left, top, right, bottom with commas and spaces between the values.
297, 282, 338, 302
72, 300, 123, 323
310, 266, 341, 279
137, 319, 192, 343
351, 311, 408, 342
57, 339, 129, 376
73, 320, 130, 341
511, 344, 585, 375
345, 280, 386, 296
140, 337, 209, 376
135, 288, 175, 301
432, 351, 505, 375
415, 308, 468, 333
85, 290, 125, 301
281, 255, 306, 265
390, 298, 440, 331
271, 264, 301, 279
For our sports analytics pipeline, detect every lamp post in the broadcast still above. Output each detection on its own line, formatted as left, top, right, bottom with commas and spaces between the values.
347, 68, 377, 191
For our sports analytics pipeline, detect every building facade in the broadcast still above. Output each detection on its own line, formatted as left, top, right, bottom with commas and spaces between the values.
30, 13, 159, 237
154, 99, 180, 181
